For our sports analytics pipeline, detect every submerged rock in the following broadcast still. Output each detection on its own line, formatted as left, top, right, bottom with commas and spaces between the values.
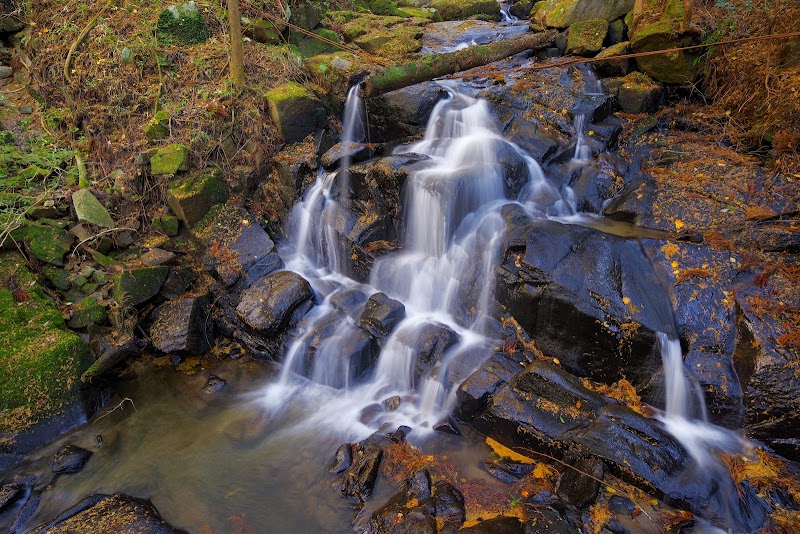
50, 444, 92, 474
32, 493, 186, 533
358, 292, 405, 341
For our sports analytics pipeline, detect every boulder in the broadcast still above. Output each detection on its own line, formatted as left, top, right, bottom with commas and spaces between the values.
429, 0, 501, 21
0, 252, 94, 447
533, 0, 634, 28
395, 321, 459, 384
358, 292, 405, 340
630, 17, 701, 84
150, 294, 213, 356
112, 266, 169, 307
243, 18, 283, 44
297, 28, 341, 58
71, 189, 115, 228
140, 248, 177, 267
289, 3, 322, 32
50, 444, 92, 474
33, 493, 186, 533
192, 204, 283, 287
236, 270, 314, 336
352, 24, 423, 57
566, 19, 608, 56
265, 82, 327, 143
8, 221, 73, 266
335, 431, 391, 501
368, 82, 447, 141
320, 142, 377, 170
166, 169, 228, 227
150, 144, 189, 175
594, 41, 631, 76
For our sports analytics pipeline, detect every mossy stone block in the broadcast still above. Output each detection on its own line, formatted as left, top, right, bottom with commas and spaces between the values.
566, 19, 608, 55
0, 252, 93, 433
166, 170, 228, 227
72, 189, 115, 228
244, 18, 283, 44
534, 0, 634, 28
10, 222, 74, 266
144, 110, 170, 141
298, 28, 341, 58
150, 144, 189, 176
153, 215, 180, 236
265, 82, 327, 144
595, 41, 631, 76
67, 296, 108, 329
42, 265, 71, 291
113, 266, 169, 307
630, 19, 700, 83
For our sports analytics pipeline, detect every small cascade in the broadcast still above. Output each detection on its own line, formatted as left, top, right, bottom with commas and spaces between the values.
571, 113, 592, 163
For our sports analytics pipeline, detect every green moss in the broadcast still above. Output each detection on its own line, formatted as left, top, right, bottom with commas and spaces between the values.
113, 266, 169, 307
429, 0, 501, 20
157, 3, 211, 44
397, 7, 441, 21
0, 252, 93, 432
150, 143, 189, 176
10, 221, 74, 266
166, 169, 228, 227
67, 296, 108, 329
144, 110, 170, 141
264, 81, 314, 103
298, 28, 341, 57
566, 19, 609, 55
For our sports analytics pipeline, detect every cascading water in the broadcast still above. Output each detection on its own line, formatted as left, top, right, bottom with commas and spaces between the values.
571, 113, 592, 163
262, 82, 568, 434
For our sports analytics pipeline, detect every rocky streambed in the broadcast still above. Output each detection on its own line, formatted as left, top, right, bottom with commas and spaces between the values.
2, 0, 800, 532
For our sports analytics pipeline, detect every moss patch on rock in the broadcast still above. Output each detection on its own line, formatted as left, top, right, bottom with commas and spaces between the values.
150, 144, 189, 176
166, 169, 228, 227
429, 0, 501, 21
113, 266, 169, 307
566, 19, 608, 55
9, 221, 74, 266
156, 2, 211, 44
265, 82, 327, 144
0, 252, 93, 433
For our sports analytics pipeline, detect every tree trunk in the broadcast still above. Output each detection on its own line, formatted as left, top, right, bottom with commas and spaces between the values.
362, 31, 556, 98
228, 0, 245, 90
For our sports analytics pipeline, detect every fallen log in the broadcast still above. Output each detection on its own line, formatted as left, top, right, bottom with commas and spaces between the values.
362, 30, 556, 97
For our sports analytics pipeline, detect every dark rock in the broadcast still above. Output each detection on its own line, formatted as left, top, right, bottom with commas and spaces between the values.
456, 351, 526, 421
50, 444, 92, 474
555, 453, 604, 508
358, 292, 405, 340
158, 267, 193, 300
328, 288, 369, 317
140, 248, 177, 266
389, 425, 411, 443
9, 489, 39, 534
330, 443, 353, 474
608, 495, 636, 515
150, 294, 213, 356
369, 82, 447, 141
0, 483, 23, 513
395, 322, 459, 384
201, 374, 226, 394
320, 142, 376, 170
193, 204, 283, 287
460, 516, 523, 533
359, 403, 385, 425
32, 493, 186, 533
483, 459, 535, 484
382, 395, 402, 410
433, 416, 460, 435
335, 431, 389, 501
265, 82, 327, 144
112, 266, 169, 306
236, 270, 313, 335
605, 72, 662, 114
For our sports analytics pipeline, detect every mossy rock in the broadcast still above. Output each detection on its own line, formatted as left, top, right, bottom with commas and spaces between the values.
150, 144, 189, 176
72, 189, 115, 228
289, 3, 323, 31
9, 221, 74, 266
429, 0, 500, 21
244, 18, 284, 44
265, 82, 327, 144
157, 1, 211, 44
397, 7, 441, 21
566, 19, 608, 56
298, 28, 341, 58
166, 169, 228, 227
67, 296, 108, 329
0, 252, 93, 434
113, 266, 169, 307
534, 0, 634, 28
339, 14, 407, 42
152, 215, 180, 236
144, 110, 170, 141
42, 265, 71, 291
605, 71, 662, 113
353, 25, 423, 56
595, 41, 631, 76
630, 18, 701, 83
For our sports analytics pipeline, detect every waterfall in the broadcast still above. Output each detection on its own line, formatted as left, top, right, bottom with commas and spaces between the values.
572, 113, 592, 163
262, 82, 564, 433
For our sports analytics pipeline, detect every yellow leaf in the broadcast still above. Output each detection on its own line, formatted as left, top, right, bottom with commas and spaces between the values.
675, 220, 684, 230
622, 297, 631, 305
533, 462, 558, 478
485, 437, 535, 464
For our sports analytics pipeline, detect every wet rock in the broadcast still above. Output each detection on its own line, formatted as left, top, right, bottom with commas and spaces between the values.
533, 0, 633, 28
329, 289, 369, 317
166, 169, 228, 227
469, 360, 768, 531
150, 294, 212, 356
382, 395, 402, 410
222, 411, 271, 446
566, 19, 608, 56
358, 292, 405, 340
608, 495, 636, 515
320, 142, 377, 170
0, 483, 24, 513
555, 453, 604, 509
71, 189, 115, 228
265, 82, 327, 144
140, 248, 177, 267
496, 216, 671, 390
433, 416, 460, 435
594, 41, 631, 77
193, 204, 283, 287
369, 82, 447, 141
359, 403, 385, 425
237, 270, 313, 335
389, 425, 411, 443
430, 0, 500, 21
50, 444, 92, 474
10, 489, 39, 534
330, 443, 353, 474
335, 431, 389, 501
300, 317, 379, 387
456, 351, 526, 421
396, 322, 459, 384
33, 493, 186, 533
112, 266, 169, 306
150, 143, 189, 175
201, 374, 226, 394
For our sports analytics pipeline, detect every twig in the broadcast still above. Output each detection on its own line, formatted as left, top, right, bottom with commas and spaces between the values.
64, 0, 115, 84
94, 397, 136, 422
